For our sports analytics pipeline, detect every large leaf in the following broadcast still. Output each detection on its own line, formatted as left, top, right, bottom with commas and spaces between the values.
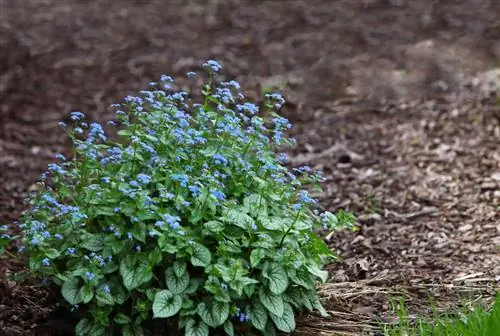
259, 289, 284, 317
152, 290, 182, 318
61, 278, 82, 305
80, 233, 105, 252
75, 318, 106, 336
306, 263, 329, 283
165, 267, 190, 294
173, 260, 187, 278
243, 193, 267, 217
263, 262, 289, 294
79, 282, 94, 304
185, 319, 209, 336
223, 320, 234, 336
120, 255, 153, 290
269, 303, 296, 332
224, 209, 254, 230
249, 302, 268, 331
250, 249, 266, 268
190, 243, 211, 267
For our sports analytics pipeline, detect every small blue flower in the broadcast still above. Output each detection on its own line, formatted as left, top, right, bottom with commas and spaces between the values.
67, 247, 76, 255
102, 284, 111, 293
210, 189, 226, 201
130, 180, 140, 188
137, 173, 151, 185
213, 154, 228, 166
189, 185, 200, 196
58, 121, 67, 127
42, 258, 50, 266
160, 75, 174, 83
85, 272, 95, 281
101, 177, 111, 184
127, 232, 133, 240
186, 71, 196, 79
70, 111, 85, 121
202, 60, 222, 73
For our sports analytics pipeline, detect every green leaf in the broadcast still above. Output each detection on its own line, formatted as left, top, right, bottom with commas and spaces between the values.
203, 220, 225, 233
184, 278, 203, 295
165, 267, 190, 294
190, 243, 211, 267
185, 319, 209, 336
260, 217, 285, 231
250, 249, 266, 268
306, 263, 329, 283
287, 268, 314, 289
173, 260, 187, 278
243, 193, 267, 217
263, 262, 289, 294
44, 248, 60, 259
197, 303, 215, 327
269, 302, 296, 332
211, 301, 229, 326
61, 278, 82, 305
264, 320, 277, 336
224, 209, 254, 230
259, 288, 284, 317
80, 233, 105, 252
309, 291, 329, 317
223, 320, 234, 336
249, 302, 268, 331
152, 290, 182, 318
114, 313, 132, 324
119, 254, 153, 290
75, 318, 106, 336
79, 283, 94, 304
96, 286, 114, 306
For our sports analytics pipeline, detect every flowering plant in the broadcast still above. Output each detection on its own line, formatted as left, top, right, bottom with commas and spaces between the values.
5, 60, 354, 336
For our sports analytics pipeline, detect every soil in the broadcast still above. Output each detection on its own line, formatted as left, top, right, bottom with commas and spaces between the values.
0, 1, 499, 335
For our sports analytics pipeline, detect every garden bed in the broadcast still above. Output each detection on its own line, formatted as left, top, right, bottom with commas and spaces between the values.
1, 1, 499, 335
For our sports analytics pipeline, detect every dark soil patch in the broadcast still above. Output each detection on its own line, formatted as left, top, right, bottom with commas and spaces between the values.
1, 1, 499, 335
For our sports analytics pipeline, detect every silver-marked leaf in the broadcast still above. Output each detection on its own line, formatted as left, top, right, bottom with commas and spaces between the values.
79, 283, 94, 304
269, 302, 296, 332
259, 289, 284, 317
61, 278, 82, 305
173, 260, 187, 278
224, 209, 254, 229
223, 320, 234, 336
190, 243, 211, 267
250, 249, 266, 268
306, 263, 329, 283
249, 302, 268, 331
75, 318, 106, 336
211, 301, 229, 326
263, 262, 289, 294
119, 255, 153, 290
185, 319, 209, 336
197, 303, 215, 327
166, 267, 190, 294
152, 290, 182, 318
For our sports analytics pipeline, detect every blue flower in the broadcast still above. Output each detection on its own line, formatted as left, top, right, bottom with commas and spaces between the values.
237, 102, 259, 115
67, 247, 76, 255
202, 60, 222, 73
213, 154, 228, 166
102, 285, 111, 293
87, 122, 106, 143
186, 71, 196, 79
42, 258, 50, 266
70, 111, 85, 121
101, 177, 111, 184
210, 189, 226, 201
160, 75, 174, 83
85, 272, 95, 281
189, 185, 200, 196
164, 214, 181, 230
130, 180, 140, 188
137, 173, 151, 185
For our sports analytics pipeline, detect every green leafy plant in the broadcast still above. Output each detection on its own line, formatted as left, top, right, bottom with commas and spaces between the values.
5, 60, 354, 335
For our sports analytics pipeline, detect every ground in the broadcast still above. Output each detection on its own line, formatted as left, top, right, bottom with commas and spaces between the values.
0, 1, 499, 335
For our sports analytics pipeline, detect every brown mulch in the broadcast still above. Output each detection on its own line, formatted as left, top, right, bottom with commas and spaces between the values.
0, 1, 499, 335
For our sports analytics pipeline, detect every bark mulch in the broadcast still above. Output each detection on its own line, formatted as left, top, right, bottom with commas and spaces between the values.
0, 1, 499, 335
